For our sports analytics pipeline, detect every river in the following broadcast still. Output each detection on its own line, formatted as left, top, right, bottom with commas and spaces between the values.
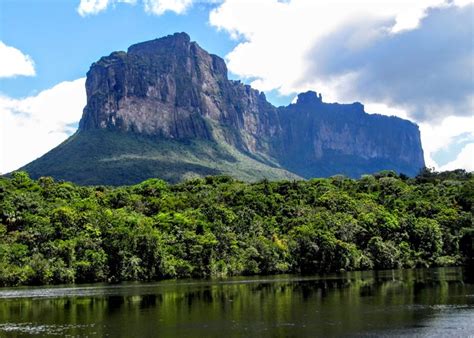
0, 267, 473, 337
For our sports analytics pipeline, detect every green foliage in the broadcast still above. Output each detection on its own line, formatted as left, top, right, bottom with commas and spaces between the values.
460, 228, 474, 264
367, 236, 401, 269
0, 170, 472, 286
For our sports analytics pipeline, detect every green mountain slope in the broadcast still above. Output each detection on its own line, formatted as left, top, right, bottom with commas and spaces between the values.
22, 130, 299, 185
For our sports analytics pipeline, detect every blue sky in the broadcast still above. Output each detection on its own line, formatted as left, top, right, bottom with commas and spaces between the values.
1, 0, 473, 173
1, 1, 236, 97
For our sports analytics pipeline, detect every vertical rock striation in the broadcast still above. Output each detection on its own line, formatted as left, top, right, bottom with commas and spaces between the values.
79, 33, 279, 155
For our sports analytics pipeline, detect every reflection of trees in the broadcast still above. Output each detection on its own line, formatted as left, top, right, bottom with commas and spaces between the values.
1, 268, 472, 337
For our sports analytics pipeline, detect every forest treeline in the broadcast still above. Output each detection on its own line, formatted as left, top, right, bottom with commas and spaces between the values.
0, 169, 473, 286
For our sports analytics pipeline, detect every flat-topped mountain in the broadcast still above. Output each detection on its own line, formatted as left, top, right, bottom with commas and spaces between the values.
276, 91, 424, 178
23, 32, 424, 185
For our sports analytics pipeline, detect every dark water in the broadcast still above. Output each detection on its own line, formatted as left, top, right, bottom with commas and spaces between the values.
0, 268, 473, 337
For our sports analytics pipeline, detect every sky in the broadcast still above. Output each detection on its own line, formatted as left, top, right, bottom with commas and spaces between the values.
0, 0, 473, 174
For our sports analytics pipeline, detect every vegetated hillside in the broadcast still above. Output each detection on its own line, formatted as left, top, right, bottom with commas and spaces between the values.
22, 130, 299, 185
0, 169, 472, 286
22, 33, 424, 185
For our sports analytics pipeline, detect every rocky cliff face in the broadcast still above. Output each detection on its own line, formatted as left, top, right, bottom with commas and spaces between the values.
27, 32, 424, 184
79, 32, 279, 154
275, 91, 425, 177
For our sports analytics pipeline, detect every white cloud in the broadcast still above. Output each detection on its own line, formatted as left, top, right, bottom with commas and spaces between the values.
209, 0, 473, 106
143, 0, 193, 15
307, 6, 473, 123
209, 0, 467, 95
419, 116, 474, 170
0, 78, 86, 174
77, 0, 193, 16
0, 42, 36, 78
77, 0, 111, 16
438, 143, 474, 171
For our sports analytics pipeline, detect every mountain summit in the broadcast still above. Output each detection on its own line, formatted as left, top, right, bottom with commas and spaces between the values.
23, 33, 424, 185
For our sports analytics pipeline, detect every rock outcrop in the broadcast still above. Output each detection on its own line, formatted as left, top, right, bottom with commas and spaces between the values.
23, 32, 425, 184
275, 91, 425, 177
79, 33, 279, 154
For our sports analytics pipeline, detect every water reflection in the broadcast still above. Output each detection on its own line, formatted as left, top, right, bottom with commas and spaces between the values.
0, 268, 473, 337
139, 294, 157, 309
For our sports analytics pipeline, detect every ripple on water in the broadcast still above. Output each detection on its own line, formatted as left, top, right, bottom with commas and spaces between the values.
0, 323, 97, 336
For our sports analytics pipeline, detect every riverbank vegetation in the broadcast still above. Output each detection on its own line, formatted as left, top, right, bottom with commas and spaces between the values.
1, 169, 472, 286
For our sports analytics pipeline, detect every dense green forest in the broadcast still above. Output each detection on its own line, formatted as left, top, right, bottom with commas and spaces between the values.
0, 169, 473, 286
